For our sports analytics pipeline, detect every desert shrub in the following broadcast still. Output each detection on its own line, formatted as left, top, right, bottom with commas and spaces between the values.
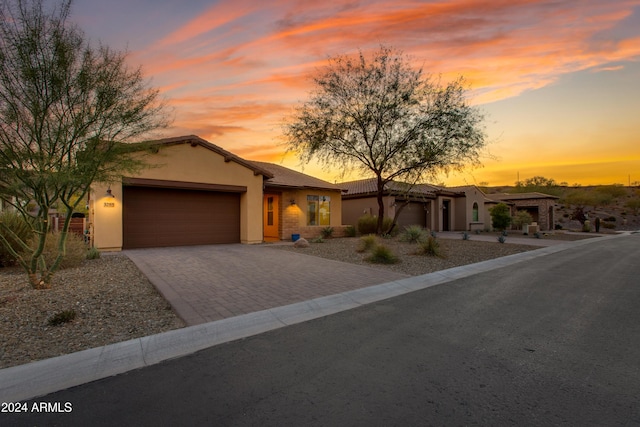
582, 220, 591, 232
498, 235, 506, 243
344, 225, 357, 237
555, 224, 563, 230
86, 247, 101, 260
48, 309, 76, 326
320, 226, 334, 238
356, 235, 377, 253
512, 210, 533, 230
23, 232, 87, 270
416, 236, 443, 257
0, 211, 34, 267
625, 198, 640, 215
489, 203, 511, 230
605, 216, 616, 222
366, 244, 398, 264
310, 237, 325, 243
400, 225, 427, 243
462, 231, 470, 240
357, 214, 393, 235
602, 222, 616, 229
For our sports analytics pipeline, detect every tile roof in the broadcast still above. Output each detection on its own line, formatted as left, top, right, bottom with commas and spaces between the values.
250, 161, 343, 191
340, 178, 453, 198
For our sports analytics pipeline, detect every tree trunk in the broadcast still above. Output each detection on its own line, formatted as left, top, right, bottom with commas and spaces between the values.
376, 175, 385, 234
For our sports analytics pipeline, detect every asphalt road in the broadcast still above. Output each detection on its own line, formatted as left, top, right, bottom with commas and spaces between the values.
3, 234, 640, 426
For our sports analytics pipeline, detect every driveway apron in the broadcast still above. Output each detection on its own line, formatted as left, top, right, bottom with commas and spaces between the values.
125, 244, 408, 325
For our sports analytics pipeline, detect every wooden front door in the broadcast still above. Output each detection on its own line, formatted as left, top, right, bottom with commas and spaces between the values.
263, 194, 279, 239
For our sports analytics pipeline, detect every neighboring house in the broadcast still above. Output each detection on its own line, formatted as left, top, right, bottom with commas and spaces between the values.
485, 192, 559, 231
249, 161, 346, 241
447, 185, 497, 232
89, 135, 348, 250
340, 178, 466, 232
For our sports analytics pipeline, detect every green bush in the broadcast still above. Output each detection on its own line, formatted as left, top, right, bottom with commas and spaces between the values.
512, 210, 533, 230
356, 235, 377, 253
23, 232, 87, 270
498, 235, 506, 243
400, 225, 427, 243
417, 236, 443, 257
357, 214, 393, 235
344, 225, 357, 237
86, 247, 101, 260
320, 226, 334, 238
0, 211, 34, 267
489, 203, 512, 230
366, 244, 398, 264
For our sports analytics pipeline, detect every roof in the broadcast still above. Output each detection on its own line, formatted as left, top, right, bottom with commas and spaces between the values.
250, 161, 343, 191
340, 178, 462, 198
487, 192, 560, 201
145, 135, 274, 178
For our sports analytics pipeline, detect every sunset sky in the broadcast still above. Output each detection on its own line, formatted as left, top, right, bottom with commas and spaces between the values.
74, 0, 640, 186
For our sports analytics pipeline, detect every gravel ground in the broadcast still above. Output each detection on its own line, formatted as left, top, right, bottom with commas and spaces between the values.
0, 254, 185, 369
0, 232, 594, 370
274, 235, 542, 277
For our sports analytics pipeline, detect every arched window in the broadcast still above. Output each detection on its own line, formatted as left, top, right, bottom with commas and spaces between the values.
472, 202, 479, 222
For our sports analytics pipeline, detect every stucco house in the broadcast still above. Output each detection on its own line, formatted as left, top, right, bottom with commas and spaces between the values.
89, 135, 344, 250
340, 179, 558, 232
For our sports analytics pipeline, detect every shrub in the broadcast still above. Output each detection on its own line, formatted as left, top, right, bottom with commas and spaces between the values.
0, 211, 35, 267
86, 247, 101, 260
23, 232, 87, 270
357, 214, 393, 235
489, 203, 511, 230
498, 235, 506, 243
417, 236, 443, 257
582, 220, 591, 232
344, 225, 357, 237
462, 231, 470, 240
320, 226, 334, 238
356, 235, 377, 253
512, 210, 533, 230
400, 225, 426, 243
366, 244, 398, 264
48, 309, 76, 326
310, 237, 325, 243
602, 222, 616, 229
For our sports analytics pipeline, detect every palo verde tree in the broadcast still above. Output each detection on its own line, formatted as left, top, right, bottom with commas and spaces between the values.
0, 0, 169, 288
284, 46, 486, 234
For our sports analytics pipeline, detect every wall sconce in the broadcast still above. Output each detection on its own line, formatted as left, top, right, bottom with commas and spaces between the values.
105, 186, 115, 198
289, 199, 296, 206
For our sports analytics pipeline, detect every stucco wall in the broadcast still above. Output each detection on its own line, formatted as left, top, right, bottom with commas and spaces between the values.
280, 188, 343, 240
91, 143, 265, 250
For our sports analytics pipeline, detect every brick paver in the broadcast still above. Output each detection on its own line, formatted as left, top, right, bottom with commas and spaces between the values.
126, 244, 408, 325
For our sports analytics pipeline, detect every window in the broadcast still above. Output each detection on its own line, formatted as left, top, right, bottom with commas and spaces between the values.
267, 197, 274, 226
472, 202, 479, 222
307, 195, 331, 226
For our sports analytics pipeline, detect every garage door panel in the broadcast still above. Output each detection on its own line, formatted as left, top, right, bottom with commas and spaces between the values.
123, 186, 240, 249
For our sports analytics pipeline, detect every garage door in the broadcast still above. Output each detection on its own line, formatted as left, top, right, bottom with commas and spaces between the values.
123, 186, 240, 249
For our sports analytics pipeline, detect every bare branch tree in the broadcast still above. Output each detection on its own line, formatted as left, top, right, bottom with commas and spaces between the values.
284, 46, 486, 233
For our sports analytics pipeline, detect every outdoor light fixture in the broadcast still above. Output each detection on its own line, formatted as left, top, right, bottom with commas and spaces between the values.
290, 199, 296, 206
105, 187, 115, 198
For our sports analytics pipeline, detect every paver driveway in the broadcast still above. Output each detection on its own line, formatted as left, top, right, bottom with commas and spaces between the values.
125, 244, 408, 325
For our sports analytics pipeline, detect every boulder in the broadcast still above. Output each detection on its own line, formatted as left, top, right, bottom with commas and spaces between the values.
293, 237, 310, 248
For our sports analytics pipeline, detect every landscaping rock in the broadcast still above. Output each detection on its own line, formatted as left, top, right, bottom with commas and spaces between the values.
293, 237, 310, 248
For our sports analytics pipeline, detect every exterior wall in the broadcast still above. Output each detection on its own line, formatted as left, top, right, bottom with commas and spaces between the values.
434, 196, 456, 231
91, 143, 265, 250
508, 199, 556, 231
455, 188, 487, 231
279, 188, 343, 240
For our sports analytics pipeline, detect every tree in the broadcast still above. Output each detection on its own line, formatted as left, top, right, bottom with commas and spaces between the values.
512, 210, 533, 230
0, 0, 169, 288
489, 203, 511, 231
284, 46, 486, 234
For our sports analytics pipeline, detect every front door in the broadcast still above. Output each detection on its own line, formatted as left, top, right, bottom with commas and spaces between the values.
442, 200, 450, 231
263, 194, 279, 240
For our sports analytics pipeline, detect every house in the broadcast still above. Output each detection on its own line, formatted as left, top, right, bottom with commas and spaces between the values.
484, 192, 559, 231
340, 178, 467, 232
341, 179, 558, 232
89, 135, 345, 250
249, 161, 346, 241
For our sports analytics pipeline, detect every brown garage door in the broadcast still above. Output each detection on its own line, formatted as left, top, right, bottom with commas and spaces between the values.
123, 186, 240, 249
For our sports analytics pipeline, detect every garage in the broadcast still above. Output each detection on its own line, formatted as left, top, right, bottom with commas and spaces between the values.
122, 185, 241, 249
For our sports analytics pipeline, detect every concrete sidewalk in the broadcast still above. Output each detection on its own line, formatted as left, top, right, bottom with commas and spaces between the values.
0, 233, 631, 403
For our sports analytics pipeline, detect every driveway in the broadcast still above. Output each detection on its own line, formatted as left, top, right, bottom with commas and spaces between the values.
125, 244, 408, 325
